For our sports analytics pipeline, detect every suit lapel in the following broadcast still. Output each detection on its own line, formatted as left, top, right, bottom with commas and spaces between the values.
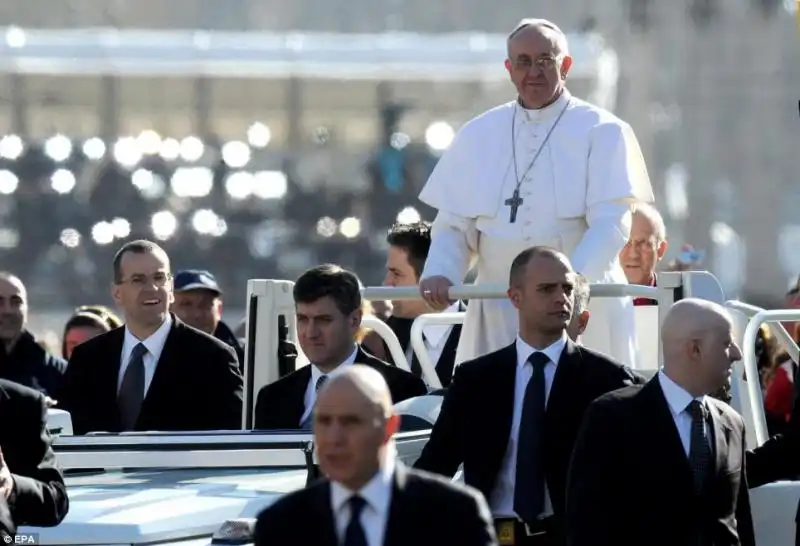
139, 320, 180, 410
383, 463, 411, 546
546, 339, 580, 418
707, 401, 731, 475
311, 482, 339, 546
104, 328, 126, 426
488, 345, 518, 452
642, 377, 695, 488
287, 367, 312, 425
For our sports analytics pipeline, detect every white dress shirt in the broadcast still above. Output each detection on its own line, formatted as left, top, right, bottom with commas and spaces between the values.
299, 344, 359, 426
118, 314, 172, 396
488, 333, 567, 518
657, 370, 710, 456
330, 449, 395, 546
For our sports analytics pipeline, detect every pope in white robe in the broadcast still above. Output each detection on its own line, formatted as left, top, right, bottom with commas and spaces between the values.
417, 19, 654, 368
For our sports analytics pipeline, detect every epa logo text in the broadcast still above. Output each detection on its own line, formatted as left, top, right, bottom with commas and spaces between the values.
1, 533, 39, 545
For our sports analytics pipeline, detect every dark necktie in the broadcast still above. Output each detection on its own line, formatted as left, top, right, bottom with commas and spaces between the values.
688, 400, 713, 495
514, 352, 550, 527
316, 374, 328, 392
343, 495, 368, 546
118, 343, 148, 431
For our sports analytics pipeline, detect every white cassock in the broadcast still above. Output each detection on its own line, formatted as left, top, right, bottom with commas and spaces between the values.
418, 89, 655, 368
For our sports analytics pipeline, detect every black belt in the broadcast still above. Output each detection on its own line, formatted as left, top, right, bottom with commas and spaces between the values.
494, 516, 556, 545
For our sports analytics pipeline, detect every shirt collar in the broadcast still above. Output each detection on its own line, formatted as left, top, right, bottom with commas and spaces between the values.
330, 446, 396, 516
422, 301, 462, 348
518, 88, 572, 124
311, 344, 359, 384
658, 370, 706, 417
124, 314, 172, 356
515, 331, 567, 368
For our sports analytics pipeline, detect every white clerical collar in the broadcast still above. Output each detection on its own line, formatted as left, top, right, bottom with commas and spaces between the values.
517, 88, 572, 124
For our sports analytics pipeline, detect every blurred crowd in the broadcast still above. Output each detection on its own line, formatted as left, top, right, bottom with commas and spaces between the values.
0, 127, 440, 310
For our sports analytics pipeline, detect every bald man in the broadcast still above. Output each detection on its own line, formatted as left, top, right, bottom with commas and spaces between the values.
0, 272, 66, 397
566, 299, 755, 546
255, 365, 498, 546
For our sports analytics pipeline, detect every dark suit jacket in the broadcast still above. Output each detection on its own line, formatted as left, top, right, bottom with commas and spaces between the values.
254, 462, 498, 546
566, 376, 755, 546
414, 339, 638, 532
254, 346, 427, 429
58, 315, 243, 435
0, 331, 66, 397
0, 379, 68, 533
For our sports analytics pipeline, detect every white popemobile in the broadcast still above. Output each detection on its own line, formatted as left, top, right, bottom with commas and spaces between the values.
19, 270, 800, 546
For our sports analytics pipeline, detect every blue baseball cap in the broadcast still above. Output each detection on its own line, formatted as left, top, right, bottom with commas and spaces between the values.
173, 269, 221, 295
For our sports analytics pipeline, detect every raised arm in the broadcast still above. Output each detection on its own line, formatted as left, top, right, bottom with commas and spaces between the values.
423, 211, 478, 285
571, 121, 653, 282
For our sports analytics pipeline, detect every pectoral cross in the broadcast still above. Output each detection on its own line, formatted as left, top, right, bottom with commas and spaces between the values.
505, 189, 524, 223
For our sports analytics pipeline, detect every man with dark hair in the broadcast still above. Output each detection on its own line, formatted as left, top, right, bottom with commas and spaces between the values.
58, 239, 243, 434
254, 264, 426, 430
415, 246, 639, 545
364, 221, 464, 387
0, 272, 66, 398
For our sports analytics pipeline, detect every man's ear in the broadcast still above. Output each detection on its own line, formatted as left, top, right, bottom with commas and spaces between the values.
578, 311, 591, 335
657, 240, 669, 260
111, 283, 122, 306
385, 413, 400, 440
507, 287, 522, 310
560, 55, 573, 80
351, 308, 364, 330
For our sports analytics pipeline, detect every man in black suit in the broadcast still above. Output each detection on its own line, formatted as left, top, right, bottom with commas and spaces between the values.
58, 239, 243, 435
255, 365, 497, 546
255, 264, 426, 430
0, 379, 68, 536
566, 298, 755, 546
362, 221, 463, 387
414, 246, 639, 545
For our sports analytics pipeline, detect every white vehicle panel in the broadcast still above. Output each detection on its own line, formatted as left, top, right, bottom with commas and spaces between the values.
21, 469, 305, 545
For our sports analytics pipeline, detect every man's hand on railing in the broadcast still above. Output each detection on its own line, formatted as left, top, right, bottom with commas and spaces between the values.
45, 396, 57, 408
419, 276, 454, 311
